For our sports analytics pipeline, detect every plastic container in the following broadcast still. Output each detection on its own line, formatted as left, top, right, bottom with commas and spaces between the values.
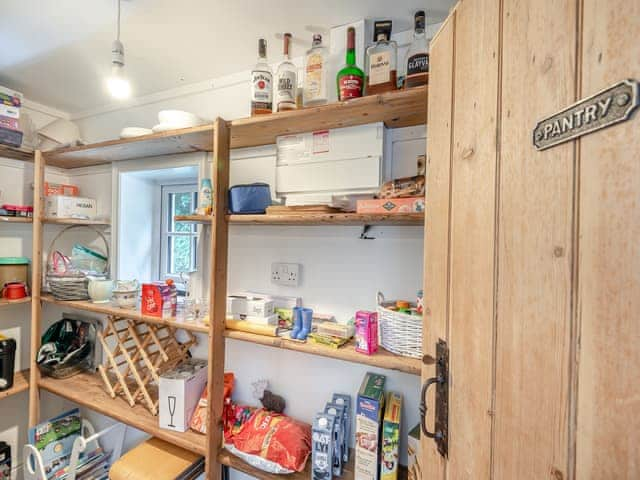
1, 204, 32, 217
0, 335, 16, 391
228, 183, 272, 214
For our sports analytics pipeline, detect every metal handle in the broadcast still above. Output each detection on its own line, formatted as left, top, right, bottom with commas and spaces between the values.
420, 375, 445, 438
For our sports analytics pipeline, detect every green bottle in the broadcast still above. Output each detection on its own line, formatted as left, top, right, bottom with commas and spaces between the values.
336, 27, 364, 101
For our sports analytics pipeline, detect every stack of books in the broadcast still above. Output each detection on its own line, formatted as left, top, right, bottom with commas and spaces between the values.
0, 86, 23, 148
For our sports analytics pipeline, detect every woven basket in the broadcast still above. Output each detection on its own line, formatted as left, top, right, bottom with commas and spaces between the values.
46, 225, 110, 301
376, 292, 423, 358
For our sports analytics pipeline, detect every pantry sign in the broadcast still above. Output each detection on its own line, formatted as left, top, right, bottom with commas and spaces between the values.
533, 79, 639, 150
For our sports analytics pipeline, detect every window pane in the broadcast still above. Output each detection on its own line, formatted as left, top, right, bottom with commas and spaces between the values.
170, 192, 195, 233
169, 235, 196, 274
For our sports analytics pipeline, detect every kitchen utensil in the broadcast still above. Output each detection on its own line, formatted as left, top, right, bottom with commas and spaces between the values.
2, 282, 28, 300
87, 277, 113, 303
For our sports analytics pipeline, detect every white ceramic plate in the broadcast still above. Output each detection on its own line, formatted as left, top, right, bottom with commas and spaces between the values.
158, 109, 202, 126
120, 127, 153, 138
151, 123, 200, 133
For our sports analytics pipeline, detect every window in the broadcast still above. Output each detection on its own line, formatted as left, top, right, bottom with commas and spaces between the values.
160, 184, 199, 282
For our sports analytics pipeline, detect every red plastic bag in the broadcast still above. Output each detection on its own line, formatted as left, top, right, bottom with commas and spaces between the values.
232, 409, 311, 472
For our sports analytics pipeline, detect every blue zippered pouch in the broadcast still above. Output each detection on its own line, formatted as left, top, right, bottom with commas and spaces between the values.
228, 183, 272, 214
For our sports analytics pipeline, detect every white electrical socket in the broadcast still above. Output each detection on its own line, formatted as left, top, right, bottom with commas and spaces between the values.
271, 262, 300, 286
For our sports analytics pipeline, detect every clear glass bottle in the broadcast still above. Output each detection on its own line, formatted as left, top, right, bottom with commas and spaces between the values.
336, 27, 364, 101
303, 34, 328, 107
251, 38, 273, 115
365, 20, 397, 95
404, 11, 429, 89
275, 33, 297, 112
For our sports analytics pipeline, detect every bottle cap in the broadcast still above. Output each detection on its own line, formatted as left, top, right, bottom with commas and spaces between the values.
258, 38, 267, 57
312, 33, 322, 44
347, 27, 356, 49
373, 20, 392, 41
415, 11, 426, 30
319, 417, 328, 427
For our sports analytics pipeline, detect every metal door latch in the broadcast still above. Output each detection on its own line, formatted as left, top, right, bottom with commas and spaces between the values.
419, 338, 449, 457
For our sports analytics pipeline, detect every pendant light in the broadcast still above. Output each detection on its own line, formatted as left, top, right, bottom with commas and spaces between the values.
106, 0, 131, 99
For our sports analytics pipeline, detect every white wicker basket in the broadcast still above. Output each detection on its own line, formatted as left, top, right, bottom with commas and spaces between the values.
376, 292, 423, 358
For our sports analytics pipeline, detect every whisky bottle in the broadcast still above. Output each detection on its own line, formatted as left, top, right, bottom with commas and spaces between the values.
404, 11, 429, 88
336, 27, 364, 101
275, 33, 297, 112
303, 34, 328, 107
365, 20, 397, 95
251, 39, 272, 115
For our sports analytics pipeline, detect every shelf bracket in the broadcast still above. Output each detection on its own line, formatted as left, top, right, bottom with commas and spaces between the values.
360, 225, 375, 240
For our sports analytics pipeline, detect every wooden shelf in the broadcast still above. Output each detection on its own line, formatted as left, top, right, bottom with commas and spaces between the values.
218, 447, 407, 480
0, 216, 32, 223
41, 295, 209, 334
42, 88, 428, 169
0, 369, 29, 400
230, 86, 428, 149
224, 330, 421, 376
0, 297, 31, 307
44, 124, 215, 169
38, 372, 206, 455
42, 217, 111, 226
176, 212, 424, 226
0, 144, 34, 162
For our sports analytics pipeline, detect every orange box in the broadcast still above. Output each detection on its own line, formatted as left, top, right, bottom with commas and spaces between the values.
356, 196, 425, 214
44, 182, 79, 197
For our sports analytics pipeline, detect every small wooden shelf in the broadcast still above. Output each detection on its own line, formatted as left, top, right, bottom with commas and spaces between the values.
218, 447, 407, 480
176, 212, 424, 226
0, 369, 29, 400
0, 216, 32, 223
224, 330, 421, 376
38, 373, 206, 455
0, 144, 34, 162
42, 87, 428, 169
0, 297, 31, 307
230, 86, 428, 149
42, 217, 111, 226
41, 295, 209, 334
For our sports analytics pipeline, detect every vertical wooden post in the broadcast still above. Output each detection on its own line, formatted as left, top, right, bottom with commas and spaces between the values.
205, 119, 230, 478
29, 150, 45, 426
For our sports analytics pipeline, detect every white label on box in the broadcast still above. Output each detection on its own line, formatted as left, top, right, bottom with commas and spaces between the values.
313, 130, 330, 154
45, 195, 97, 219
159, 359, 208, 432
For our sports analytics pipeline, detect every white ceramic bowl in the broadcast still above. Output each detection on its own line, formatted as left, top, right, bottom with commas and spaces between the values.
112, 289, 138, 309
120, 127, 153, 139
157, 110, 202, 127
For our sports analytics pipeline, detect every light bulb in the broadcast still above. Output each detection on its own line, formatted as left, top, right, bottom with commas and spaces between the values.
107, 64, 131, 99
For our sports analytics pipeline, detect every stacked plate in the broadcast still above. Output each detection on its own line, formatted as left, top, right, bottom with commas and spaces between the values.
119, 110, 205, 138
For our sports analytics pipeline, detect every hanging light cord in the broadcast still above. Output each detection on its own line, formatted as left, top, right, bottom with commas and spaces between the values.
116, 0, 121, 41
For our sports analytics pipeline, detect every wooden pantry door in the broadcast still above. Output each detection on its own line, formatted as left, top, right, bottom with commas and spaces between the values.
422, 0, 640, 478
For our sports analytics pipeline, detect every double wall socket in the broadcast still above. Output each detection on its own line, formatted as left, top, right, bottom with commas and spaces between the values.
271, 262, 300, 287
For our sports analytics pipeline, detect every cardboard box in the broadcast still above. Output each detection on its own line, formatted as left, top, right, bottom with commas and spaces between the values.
159, 359, 208, 432
407, 424, 421, 480
0, 104, 20, 119
226, 295, 275, 317
355, 311, 378, 355
357, 196, 425, 214
355, 372, 386, 480
0, 116, 18, 131
381, 392, 402, 480
45, 195, 96, 219
141, 283, 175, 318
44, 182, 79, 197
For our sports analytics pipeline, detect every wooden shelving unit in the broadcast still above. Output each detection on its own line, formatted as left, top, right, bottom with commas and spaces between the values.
0, 144, 34, 162
0, 369, 29, 400
42, 217, 111, 226
38, 373, 206, 455
41, 295, 209, 333
27, 88, 428, 480
0, 297, 31, 307
0, 216, 32, 223
225, 330, 421, 375
176, 212, 425, 226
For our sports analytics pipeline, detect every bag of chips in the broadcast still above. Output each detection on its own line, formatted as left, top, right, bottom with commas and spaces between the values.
228, 409, 311, 473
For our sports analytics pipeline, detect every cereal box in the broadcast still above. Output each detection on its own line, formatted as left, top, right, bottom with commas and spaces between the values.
381, 392, 402, 480
355, 372, 386, 480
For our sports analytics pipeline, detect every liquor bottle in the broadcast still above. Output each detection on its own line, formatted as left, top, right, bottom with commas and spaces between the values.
336, 27, 364, 101
364, 21, 398, 95
303, 34, 328, 107
275, 33, 297, 112
404, 11, 429, 88
251, 39, 273, 115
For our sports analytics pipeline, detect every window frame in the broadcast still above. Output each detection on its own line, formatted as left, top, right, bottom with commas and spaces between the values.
159, 183, 199, 284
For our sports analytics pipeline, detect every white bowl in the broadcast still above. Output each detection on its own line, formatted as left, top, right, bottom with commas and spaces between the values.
157, 110, 202, 127
120, 127, 153, 138
112, 289, 138, 309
